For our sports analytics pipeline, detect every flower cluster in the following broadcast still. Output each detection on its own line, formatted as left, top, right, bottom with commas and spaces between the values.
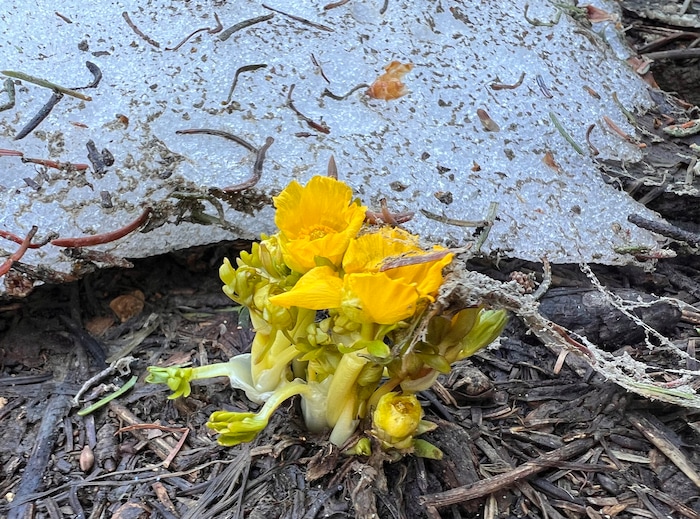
147, 175, 507, 457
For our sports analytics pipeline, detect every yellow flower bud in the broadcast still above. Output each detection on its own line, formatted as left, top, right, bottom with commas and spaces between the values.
372, 392, 423, 446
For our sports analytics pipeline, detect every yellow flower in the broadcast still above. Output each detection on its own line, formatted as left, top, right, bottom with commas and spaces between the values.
340, 228, 452, 323
270, 227, 453, 325
274, 176, 367, 273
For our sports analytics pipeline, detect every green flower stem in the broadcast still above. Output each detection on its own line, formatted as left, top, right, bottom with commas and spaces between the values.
361, 322, 378, 341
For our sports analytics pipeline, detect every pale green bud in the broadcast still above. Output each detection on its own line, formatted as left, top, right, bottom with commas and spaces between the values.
458, 309, 508, 359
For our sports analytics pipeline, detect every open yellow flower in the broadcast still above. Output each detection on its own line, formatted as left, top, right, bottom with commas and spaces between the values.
274, 176, 367, 273
270, 227, 453, 325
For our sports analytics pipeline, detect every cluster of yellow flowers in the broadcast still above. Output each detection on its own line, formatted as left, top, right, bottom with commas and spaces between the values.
147, 175, 507, 457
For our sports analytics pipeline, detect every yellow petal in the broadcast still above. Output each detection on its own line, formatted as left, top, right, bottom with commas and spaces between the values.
269, 266, 343, 310
342, 272, 419, 324
384, 251, 453, 299
343, 227, 420, 273
274, 176, 367, 273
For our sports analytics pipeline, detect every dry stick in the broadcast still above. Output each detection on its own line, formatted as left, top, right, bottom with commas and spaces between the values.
72, 61, 103, 91
224, 64, 267, 104
310, 53, 330, 84
122, 11, 160, 48
419, 438, 595, 509
324, 0, 351, 9
287, 83, 330, 133
109, 402, 184, 470
0, 226, 38, 276
631, 485, 700, 519
628, 413, 700, 490
643, 48, 700, 60
116, 423, 189, 469
7, 392, 73, 519
21, 157, 89, 171
473, 437, 568, 519
1, 70, 92, 101
491, 72, 526, 90
628, 213, 700, 247
218, 14, 274, 41
167, 12, 223, 50
50, 207, 152, 247
175, 128, 257, 152
585, 123, 599, 155
321, 83, 369, 101
222, 136, 274, 192
261, 4, 333, 32
14, 91, 64, 140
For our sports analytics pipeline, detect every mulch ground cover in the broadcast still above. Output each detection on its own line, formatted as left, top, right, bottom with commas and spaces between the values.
2, 245, 700, 519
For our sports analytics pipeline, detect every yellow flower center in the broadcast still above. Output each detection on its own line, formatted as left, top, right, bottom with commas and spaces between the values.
306, 225, 334, 241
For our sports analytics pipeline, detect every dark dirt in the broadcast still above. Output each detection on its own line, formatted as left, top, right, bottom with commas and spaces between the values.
3, 4, 700, 519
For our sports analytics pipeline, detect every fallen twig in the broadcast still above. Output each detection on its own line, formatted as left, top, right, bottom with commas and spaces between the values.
1, 70, 92, 101
50, 208, 152, 247
222, 136, 274, 192
420, 438, 595, 508
0, 226, 38, 276
287, 83, 330, 133
122, 11, 161, 48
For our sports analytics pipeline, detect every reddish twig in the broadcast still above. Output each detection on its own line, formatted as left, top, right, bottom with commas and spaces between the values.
0, 149, 23, 157
603, 116, 646, 148
287, 84, 330, 134
0, 226, 38, 276
122, 12, 161, 48
167, 13, 223, 51
490, 72, 525, 90
0, 228, 47, 249
50, 208, 152, 247
222, 136, 274, 192
366, 199, 414, 225
585, 124, 599, 156
21, 157, 89, 171
310, 53, 330, 84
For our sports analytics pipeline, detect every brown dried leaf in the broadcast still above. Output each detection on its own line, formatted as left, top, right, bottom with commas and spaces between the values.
109, 290, 145, 322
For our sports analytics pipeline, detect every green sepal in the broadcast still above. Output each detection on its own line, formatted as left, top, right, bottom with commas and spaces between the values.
413, 439, 443, 460
343, 437, 372, 456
